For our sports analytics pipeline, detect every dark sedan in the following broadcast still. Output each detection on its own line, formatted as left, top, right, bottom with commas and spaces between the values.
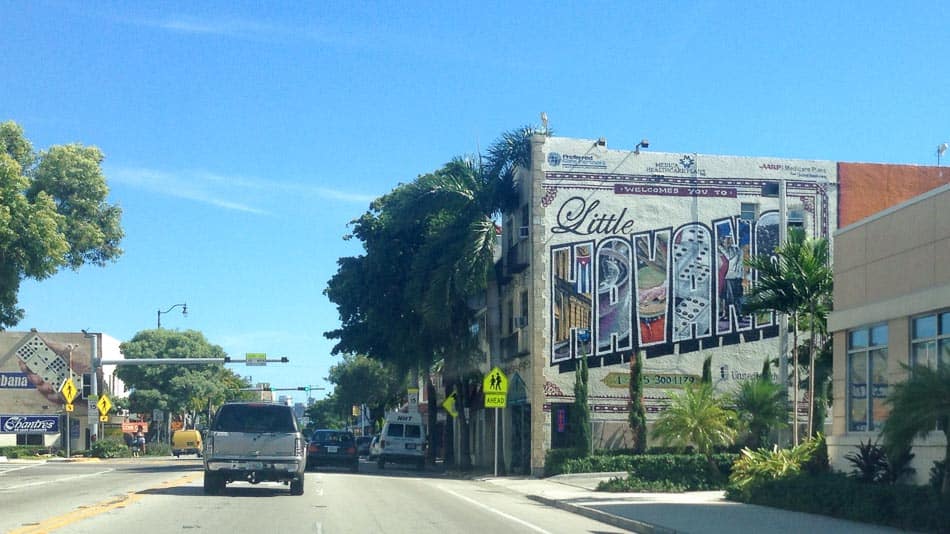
306, 429, 359, 472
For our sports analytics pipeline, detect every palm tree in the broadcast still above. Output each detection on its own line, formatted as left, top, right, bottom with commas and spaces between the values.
393, 126, 541, 468
729, 372, 787, 449
881, 364, 950, 496
745, 227, 832, 444
652, 383, 738, 474
790, 231, 832, 439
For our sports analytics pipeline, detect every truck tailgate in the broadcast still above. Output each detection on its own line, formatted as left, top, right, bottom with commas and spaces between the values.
211, 431, 298, 457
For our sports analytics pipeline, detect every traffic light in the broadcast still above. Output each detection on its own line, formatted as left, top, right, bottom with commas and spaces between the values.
81, 373, 92, 398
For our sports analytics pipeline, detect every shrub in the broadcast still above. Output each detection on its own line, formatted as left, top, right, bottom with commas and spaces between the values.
845, 439, 887, 483
548, 452, 737, 490
930, 460, 947, 492
598, 476, 689, 493
727, 471, 950, 533
844, 439, 915, 484
90, 438, 131, 459
0, 445, 50, 458
543, 448, 586, 476
728, 434, 827, 498
144, 441, 171, 457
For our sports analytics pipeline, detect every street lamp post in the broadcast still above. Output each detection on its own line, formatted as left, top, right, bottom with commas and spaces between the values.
157, 303, 187, 329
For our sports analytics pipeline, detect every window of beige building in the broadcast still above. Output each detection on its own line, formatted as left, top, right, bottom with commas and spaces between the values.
911, 311, 950, 370
847, 324, 888, 432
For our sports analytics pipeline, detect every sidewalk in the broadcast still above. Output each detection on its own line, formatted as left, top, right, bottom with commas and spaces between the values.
479, 473, 906, 533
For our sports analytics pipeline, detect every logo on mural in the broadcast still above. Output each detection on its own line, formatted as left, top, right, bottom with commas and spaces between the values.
645, 155, 707, 177
547, 152, 607, 169
759, 162, 830, 180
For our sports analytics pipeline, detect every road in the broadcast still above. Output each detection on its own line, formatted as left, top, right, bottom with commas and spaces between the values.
0, 457, 628, 534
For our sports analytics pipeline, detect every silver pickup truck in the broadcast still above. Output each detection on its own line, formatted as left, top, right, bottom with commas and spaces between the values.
202, 402, 306, 495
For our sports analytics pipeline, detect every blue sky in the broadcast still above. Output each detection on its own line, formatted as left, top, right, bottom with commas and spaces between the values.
4, 1, 949, 404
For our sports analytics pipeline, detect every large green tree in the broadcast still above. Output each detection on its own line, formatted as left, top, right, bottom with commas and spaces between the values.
325, 126, 540, 468
326, 353, 405, 432
0, 121, 123, 329
117, 330, 249, 438
881, 364, 950, 495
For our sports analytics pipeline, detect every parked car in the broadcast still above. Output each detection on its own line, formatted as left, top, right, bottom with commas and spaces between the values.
307, 429, 359, 472
367, 435, 381, 460
203, 402, 306, 495
356, 435, 373, 457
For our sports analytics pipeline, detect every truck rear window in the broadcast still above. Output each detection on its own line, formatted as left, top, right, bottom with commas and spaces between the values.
386, 423, 421, 438
213, 404, 297, 433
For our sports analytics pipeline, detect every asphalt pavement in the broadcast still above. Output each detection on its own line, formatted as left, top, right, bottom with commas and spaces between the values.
479, 472, 909, 534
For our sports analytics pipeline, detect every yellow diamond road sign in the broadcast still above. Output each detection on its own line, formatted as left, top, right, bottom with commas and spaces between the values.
97, 394, 113, 416
60, 377, 78, 403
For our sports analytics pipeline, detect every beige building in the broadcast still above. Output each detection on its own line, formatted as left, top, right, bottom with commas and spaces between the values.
0, 331, 125, 451
494, 135, 838, 475
827, 183, 950, 483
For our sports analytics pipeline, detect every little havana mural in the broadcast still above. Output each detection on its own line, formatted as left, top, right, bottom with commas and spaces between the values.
548, 173, 830, 371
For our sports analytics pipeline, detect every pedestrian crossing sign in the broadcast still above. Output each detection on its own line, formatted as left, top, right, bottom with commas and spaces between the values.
483, 367, 508, 408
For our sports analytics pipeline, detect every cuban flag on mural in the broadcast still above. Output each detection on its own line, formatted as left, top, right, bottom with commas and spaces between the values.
575, 252, 591, 294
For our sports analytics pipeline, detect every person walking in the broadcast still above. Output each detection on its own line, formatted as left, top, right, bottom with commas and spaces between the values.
135, 426, 146, 456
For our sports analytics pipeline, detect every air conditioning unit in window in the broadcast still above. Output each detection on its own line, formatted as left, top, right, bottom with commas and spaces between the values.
515, 316, 528, 329
518, 226, 530, 240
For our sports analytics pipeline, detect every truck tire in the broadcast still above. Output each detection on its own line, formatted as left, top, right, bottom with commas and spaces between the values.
203, 472, 223, 495
290, 477, 304, 496
377, 457, 385, 469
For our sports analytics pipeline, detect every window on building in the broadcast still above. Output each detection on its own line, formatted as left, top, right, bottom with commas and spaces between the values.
847, 324, 888, 432
740, 202, 758, 221
911, 310, 950, 370
507, 300, 514, 334
16, 433, 44, 446
520, 290, 529, 327
787, 207, 805, 229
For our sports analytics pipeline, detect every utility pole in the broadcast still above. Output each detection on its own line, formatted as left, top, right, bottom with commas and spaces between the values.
83, 331, 99, 443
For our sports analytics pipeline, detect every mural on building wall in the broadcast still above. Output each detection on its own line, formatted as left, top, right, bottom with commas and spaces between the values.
544, 159, 832, 375
0, 333, 90, 409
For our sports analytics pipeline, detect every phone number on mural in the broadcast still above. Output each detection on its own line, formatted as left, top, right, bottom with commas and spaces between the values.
641, 374, 699, 387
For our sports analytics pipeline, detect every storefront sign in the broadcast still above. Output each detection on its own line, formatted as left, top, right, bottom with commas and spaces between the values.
0, 415, 59, 433
0, 373, 35, 389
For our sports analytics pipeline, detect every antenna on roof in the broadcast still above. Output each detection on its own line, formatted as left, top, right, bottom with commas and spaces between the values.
540, 112, 548, 135
938, 142, 948, 166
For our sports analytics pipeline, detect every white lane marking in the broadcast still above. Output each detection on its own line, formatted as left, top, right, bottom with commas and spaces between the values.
0, 463, 43, 475
1, 468, 113, 490
438, 485, 553, 534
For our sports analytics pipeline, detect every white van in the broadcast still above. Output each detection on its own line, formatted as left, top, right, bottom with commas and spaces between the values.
377, 412, 426, 470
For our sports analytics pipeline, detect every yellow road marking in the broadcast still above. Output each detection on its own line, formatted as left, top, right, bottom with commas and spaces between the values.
9, 474, 198, 534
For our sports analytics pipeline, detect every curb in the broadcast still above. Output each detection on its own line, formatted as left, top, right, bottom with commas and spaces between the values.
526, 494, 678, 534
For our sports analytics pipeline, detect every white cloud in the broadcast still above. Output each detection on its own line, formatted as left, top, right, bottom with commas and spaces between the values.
107, 165, 376, 212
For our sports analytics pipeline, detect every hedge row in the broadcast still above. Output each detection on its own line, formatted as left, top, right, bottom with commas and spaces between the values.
545, 450, 738, 490
726, 472, 950, 533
